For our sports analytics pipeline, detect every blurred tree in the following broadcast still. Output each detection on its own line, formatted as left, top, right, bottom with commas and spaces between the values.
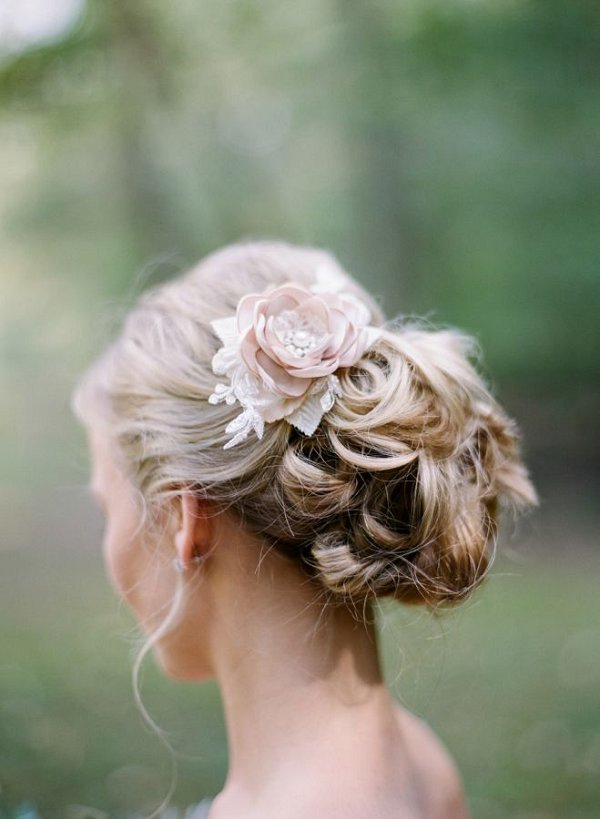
0, 0, 598, 487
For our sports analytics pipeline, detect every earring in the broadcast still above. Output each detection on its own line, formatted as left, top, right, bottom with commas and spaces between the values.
173, 554, 205, 573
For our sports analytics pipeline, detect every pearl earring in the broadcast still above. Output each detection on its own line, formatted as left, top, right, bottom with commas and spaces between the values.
173, 555, 205, 573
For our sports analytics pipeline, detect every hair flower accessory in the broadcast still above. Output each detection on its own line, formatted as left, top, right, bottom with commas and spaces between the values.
208, 266, 383, 448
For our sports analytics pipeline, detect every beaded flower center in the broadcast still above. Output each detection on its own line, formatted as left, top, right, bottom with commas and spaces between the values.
272, 308, 328, 358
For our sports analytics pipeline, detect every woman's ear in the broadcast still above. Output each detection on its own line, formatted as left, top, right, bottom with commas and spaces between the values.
174, 492, 215, 569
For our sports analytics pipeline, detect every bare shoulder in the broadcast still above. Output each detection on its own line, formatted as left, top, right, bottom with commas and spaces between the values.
396, 706, 471, 819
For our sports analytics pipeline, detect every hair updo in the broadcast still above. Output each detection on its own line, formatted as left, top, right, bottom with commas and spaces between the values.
73, 240, 538, 608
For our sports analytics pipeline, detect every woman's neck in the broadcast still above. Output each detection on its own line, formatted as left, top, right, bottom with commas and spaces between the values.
206, 537, 404, 811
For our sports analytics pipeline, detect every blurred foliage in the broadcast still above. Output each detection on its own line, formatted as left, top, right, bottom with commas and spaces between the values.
1, 1, 599, 817
1, 0, 599, 384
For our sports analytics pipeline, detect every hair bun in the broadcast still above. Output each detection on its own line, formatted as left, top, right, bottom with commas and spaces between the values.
282, 322, 539, 607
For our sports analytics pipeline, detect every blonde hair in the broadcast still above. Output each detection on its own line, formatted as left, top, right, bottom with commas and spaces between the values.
74, 239, 538, 609
73, 240, 538, 816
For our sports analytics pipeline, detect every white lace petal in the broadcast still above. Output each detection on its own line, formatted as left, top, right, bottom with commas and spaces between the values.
364, 325, 384, 348
223, 428, 250, 449
320, 392, 334, 413
339, 292, 372, 326
252, 414, 265, 438
208, 382, 234, 404
310, 263, 349, 294
212, 345, 240, 376
286, 392, 326, 436
210, 316, 240, 347
318, 374, 343, 413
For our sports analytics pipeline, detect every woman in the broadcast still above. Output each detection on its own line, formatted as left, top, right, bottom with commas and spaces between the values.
73, 240, 538, 819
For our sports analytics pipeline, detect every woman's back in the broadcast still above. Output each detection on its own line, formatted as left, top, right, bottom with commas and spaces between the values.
396, 707, 470, 819
187, 708, 467, 819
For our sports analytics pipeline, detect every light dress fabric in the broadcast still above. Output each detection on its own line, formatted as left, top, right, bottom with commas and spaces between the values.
126, 799, 213, 819
183, 800, 213, 819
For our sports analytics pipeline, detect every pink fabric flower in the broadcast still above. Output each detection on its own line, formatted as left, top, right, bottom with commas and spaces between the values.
208, 269, 383, 448
236, 283, 374, 399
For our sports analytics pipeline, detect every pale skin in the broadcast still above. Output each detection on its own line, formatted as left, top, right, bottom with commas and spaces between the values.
88, 427, 471, 819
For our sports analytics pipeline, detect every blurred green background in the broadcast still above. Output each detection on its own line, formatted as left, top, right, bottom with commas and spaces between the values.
1, 0, 599, 817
